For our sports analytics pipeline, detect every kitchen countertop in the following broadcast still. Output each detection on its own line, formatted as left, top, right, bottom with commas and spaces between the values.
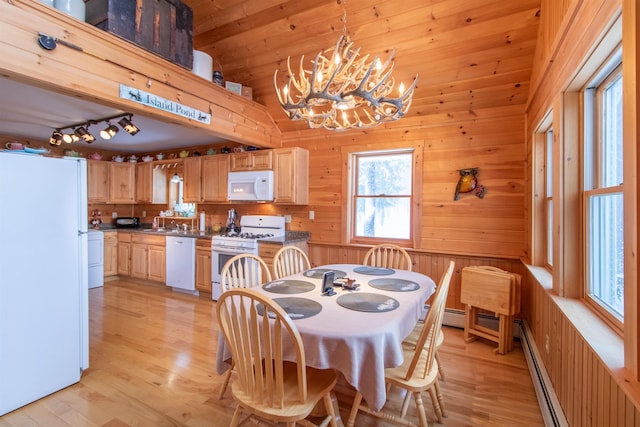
100, 227, 310, 244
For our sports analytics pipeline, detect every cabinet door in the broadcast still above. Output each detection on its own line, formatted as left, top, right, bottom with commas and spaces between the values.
88, 160, 109, 203
251, 150, 273, 170
130, 243, 148, 279
202, 154, 230, 202
136, 163, 152, 203
104, 232, 118, 277
117, 243, 130, 276
274, 147, 309, 205
183, 156, 202, 202
148, 245, 166, 283
230, 151, 273, 171
195, 238, 212, 293
109, 163, 136, 203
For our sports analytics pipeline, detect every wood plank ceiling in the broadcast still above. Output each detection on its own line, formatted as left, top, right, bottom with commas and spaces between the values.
184, 0, 541, 135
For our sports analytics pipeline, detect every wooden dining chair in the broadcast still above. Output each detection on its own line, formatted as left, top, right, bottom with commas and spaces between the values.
218, 253, 273, 399
363, 243, 413, 271
272, 245, 311, 279
217, 288, 339, 427
399, 260, 455, 417
347, 260, 455, 427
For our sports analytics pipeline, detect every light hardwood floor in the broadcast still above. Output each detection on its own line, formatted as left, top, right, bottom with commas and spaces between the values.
0, 280, 544, 426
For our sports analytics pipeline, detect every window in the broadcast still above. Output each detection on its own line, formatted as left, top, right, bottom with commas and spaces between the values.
583, 58, 623, 323
350, 149, 414, 244
545, 127, 554, 268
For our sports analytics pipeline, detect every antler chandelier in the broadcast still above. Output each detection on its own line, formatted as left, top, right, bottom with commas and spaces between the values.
273, 0, 417, 131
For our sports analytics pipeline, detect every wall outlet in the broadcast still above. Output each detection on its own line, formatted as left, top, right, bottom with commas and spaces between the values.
112, 212, 117, 219
284, 214, 292, 223
309, 210, 315, 220
142, 210, 146, 217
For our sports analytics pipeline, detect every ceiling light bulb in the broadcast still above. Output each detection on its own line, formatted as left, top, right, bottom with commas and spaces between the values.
62, 133, 74, 143
399, 82, 405, 95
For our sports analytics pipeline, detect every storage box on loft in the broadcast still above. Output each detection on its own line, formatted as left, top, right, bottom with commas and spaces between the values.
460, 266, 521, 354
85, 0, 193, 69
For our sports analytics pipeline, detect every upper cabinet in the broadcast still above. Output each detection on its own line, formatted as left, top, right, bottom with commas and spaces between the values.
183, 157, 202, 203
202, 154, 230, 203
230, 150, 273, 171
136, 162, 168, 204
273, 147, 309, 205
108, 162, 136, 204
88, 160, 109, 203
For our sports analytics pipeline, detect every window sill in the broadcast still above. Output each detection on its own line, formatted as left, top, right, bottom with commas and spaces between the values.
523, 263, 625, 377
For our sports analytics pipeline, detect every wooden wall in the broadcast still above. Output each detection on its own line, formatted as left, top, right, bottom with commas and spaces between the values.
522, 0, 640, 423
279, 104, 527, 260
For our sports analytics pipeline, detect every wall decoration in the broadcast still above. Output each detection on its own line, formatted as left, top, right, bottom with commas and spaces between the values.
454, 168, 487, 200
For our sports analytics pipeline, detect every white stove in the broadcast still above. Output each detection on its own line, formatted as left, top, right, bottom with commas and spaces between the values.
211, 215, 286, 300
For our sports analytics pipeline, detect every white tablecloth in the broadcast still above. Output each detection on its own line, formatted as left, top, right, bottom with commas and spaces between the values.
215, 263, 436, 412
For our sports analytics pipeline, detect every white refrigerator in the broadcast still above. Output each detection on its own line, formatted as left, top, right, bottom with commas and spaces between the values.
0, 152, 89, 416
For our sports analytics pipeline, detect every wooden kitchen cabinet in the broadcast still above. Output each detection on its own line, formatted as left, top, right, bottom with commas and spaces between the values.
202, 154, 230, 202
117, 231, 131, 276
230, 150, 273, 171
273, 147, 309, 205
195, 238, 212, 293
131, 233, 166, 283
183, 156, 201, 202
136, 162, 168, 204
88, 160, 109, 203
103, 231, 118, 278
108, 162, 136, 203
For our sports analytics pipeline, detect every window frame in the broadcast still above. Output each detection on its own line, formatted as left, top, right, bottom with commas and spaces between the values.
343, 145, 422, 247
581, 58, 624, 330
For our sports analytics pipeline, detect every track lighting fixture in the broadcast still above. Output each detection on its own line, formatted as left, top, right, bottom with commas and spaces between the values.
74, 126, 96, 143
49, 130, 63, 146
50, 113, 140, 145
99, 122, 119, 140
118, 115, 140, 135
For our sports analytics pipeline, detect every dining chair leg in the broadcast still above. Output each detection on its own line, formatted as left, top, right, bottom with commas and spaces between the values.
219, 362, 234, 399
427, 387, 443, 423
412, 391, 429, 427
322, 392, 339, 427
346, 391, 363, 427
434, 378, 446, 417
435, 350, 445, 380
229, 405, 243, 427
400, 390, 412, 418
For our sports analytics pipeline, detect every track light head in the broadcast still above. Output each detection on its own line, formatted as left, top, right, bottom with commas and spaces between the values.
49, 130, 63, 146
118, 115, 140, 135
74, 126, 96, 143
100, 122, 119, 140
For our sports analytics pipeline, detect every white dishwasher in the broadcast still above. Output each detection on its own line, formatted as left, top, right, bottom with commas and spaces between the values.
165, 235, 196, 293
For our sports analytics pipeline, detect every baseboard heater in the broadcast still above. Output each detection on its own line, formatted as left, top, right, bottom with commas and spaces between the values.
440, 308, 567, 427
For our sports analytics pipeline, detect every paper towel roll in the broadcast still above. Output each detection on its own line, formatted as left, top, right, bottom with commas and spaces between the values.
192, 50, 213, 82
200, 212, 206, 232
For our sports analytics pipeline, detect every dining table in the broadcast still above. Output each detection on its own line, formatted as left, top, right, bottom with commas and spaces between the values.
215, 263, 436, 414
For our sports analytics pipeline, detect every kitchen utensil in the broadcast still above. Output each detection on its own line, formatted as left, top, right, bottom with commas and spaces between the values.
156, 153, 165, 160
89, 153, 103, 160
179, 150, 189, 158
226, 208, 239, 233
142, 155, 153, 162
112, 155, 124, 162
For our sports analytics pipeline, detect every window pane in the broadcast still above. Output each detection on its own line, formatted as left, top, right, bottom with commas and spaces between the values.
601, 75, 623, 187
546, 199, 553, 266
587, 192, 624, 317
355, 197, 411, 239
357, 154, 412, 196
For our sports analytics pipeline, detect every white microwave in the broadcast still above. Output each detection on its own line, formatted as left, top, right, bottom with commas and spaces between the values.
228, 170, 274, 201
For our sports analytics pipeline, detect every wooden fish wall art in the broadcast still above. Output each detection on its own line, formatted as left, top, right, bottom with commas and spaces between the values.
454, 168, 487, 201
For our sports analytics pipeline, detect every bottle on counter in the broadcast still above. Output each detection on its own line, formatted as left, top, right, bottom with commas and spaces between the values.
152, 218, 158, 229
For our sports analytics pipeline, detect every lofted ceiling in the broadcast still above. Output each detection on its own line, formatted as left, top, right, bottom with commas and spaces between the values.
187, 0, 542, 134
0, 0, 540, 152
